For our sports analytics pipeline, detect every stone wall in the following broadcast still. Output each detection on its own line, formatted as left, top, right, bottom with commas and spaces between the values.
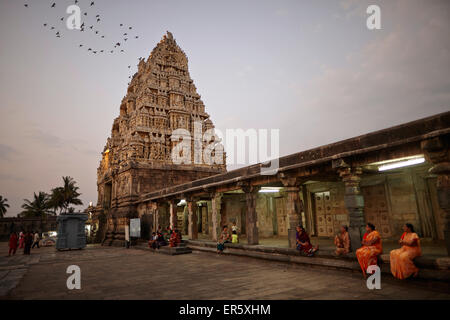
0, 216, 57, 241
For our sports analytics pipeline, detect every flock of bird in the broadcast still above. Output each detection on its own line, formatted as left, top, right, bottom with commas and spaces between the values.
23, 1, 142, 57
23, 1, 144, 84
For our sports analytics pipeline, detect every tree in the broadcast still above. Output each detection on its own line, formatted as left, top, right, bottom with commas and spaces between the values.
49, 176, 83, 214
21, 192, 51, 218
0, 195, 10, 218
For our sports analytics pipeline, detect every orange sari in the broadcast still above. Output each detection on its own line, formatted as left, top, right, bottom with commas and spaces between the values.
390, 232, 421, 279
356, 230, 382, 276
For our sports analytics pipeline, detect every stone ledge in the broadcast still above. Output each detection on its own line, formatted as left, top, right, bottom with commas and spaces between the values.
186, 240, 450, 282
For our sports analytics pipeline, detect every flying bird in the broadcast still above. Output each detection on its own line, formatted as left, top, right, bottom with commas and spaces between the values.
51, 3, 55, 8
96, 15, 100, 18
120, 50, 124, 53
24, 4, 28, 8
129, 27, 132, 30
89, 25, 93, 29
116, 42, 121, 46
120, 24, 123, 26
90, 1, 95, 6
84, 12, 87, 16
97, 18, 100, 22
60, 17, 64, 21
79, 44, 83, 47
135, 36, 139, 39
95, 31, 99, 34
43, 23, 47, 27
123, 33, 127, 36
124, 38, 128, 41
101, 35, 105, 38
51, 26, 55, 30
128, 66, 131, 68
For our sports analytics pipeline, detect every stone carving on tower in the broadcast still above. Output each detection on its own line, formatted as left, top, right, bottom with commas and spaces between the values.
94, 32, 226, 246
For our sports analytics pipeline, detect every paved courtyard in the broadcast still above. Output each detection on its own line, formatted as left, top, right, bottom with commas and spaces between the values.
1, 243, 449, 300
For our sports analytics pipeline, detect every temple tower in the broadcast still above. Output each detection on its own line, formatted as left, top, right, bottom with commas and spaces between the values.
94, 32, 226, 245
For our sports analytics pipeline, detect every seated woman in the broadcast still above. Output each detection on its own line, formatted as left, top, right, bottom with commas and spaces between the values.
390, 223, 421, 279
356, 223, 382, 278
217, 225, 231, 254
334, 225, 350, 256
296, 225, 318, 257
169, 229, 182, 247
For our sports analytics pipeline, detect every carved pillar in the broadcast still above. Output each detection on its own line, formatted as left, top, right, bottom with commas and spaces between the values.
187, 197, 198, 240
335, 161, 365, 252
169, 199, 178, 230
240, 183, 260, 245
211, 193, 222, 242
279, 174, 303, 249
422, 136, 450, 255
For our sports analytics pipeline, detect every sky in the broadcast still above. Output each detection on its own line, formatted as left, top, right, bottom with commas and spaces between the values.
0, 0, 449, 217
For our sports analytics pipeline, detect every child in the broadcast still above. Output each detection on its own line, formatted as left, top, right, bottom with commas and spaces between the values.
231, 221, 239, 244
148, 232, 159, 250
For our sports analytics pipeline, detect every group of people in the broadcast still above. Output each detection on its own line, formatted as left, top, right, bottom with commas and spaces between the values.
293, 223, 421, 280
148, 225, 182, 250
355, 222, 422, 280
216, 221, 239, 254
8, 231, 41, 256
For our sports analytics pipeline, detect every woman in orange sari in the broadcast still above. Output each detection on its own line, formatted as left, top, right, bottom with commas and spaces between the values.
356, 223, 382, 278
390, 223, 421, 279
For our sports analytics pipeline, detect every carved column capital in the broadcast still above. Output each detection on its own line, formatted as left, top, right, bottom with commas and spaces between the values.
238, 182, 260, 194
278, 172, 301, 188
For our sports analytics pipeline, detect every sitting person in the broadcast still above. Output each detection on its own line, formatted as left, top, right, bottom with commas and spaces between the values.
390, 223, 421, 279
334, 225, 350, 256
163, 226, 172, 242
169, 229, 182, 247
156, 232, 167, 247
231, 221, 239, 244
356, 223, 382, 278
148, 232, 159, 250
296, 225, 318, 257
217, 225, 231, 254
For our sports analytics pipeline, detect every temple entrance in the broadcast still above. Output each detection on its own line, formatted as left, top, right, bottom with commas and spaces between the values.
103, 182, 112, 209
314, 191, 334, 237
275, 197, 288, 236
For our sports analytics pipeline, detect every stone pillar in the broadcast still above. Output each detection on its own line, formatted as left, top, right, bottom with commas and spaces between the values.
279, 174, 303, 249
211, 193, 222, 242
240, 183, 260, 245
187, 197, 198, 240
422, 136, 450, 255
169, 199, 178, 230
335, 161, 365, 252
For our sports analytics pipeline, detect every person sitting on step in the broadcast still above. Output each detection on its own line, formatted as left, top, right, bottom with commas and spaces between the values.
296, 225, 318, 257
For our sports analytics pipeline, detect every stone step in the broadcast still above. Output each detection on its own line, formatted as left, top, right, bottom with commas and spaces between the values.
186, 240, 450, 283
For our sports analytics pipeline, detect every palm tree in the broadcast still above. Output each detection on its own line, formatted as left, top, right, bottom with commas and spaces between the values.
0, 195, 10, 218
21, 192, 51, 218
50, 176, 83, 214
49, 187, 65, 215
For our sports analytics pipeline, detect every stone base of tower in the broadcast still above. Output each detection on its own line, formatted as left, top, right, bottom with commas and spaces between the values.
101, 203, 138, 247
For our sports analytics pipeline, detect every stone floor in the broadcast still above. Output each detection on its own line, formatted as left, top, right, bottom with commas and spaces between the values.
1, 242, 449, 300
